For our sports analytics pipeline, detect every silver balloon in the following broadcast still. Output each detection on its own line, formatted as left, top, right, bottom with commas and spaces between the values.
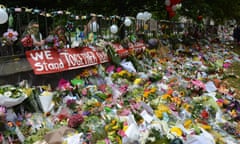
143, 11, 152, 20
0, 9, 8, 24
124, 17, 132, 27
110, 24, 118, 34
136, 12, 144, 20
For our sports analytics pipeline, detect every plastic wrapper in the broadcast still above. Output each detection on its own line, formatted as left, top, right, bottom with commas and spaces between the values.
120, 60, 136, 73
0, 94, 27, 108
39, 91, 54, 113
185, 128, 215, 144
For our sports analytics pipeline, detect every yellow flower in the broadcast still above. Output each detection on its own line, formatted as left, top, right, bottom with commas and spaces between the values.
184, 119, 192, 129
157, 104, 170, 112
92, 68, 98, 75
155, 109, 163, 118
150, 87, 157, 93
134, 78, 142, 85
123, 125, 128, 132
171, 97, 181, 106
200, 124, 212, 130
135, 96, 142, 102
111, 119, 117, 125
161, 93, 171, 100
22, 88, 32, 96
230, 110, 237, 117
183, 103, 192, 112
179, 91, 185, 97
155, 104, 170, 119
118, 70, 128, 77
170, 127, 183, 137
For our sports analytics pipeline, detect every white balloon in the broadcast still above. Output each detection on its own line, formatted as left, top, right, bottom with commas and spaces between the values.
143, 11, 149, 21
0, 9, 8, 24
136, 12, 144, 20
124, 17, 132, 27
165, 0, 171, 6
110, 24, 118, 34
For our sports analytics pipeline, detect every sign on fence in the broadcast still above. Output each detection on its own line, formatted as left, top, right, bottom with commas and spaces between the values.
26, 42, 145, 75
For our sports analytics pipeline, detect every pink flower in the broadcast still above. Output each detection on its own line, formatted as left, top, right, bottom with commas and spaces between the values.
116, 67, 123, 72
58, 78, 72, 91
106, 65, 115, 73
119, 109, 131, 116
223, 62, 231, 68
217, 99, 224, 103
68, 114, 84, 128
119, 85, 128, 94
191, 79, 205, 90
118, 130, 126, 137
81, 88, 88, 96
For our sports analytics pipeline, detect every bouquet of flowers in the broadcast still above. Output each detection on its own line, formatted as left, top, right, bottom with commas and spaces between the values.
0, 85, 27, 107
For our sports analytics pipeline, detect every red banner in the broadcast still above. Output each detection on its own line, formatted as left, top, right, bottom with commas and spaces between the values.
25, 42, 145, 75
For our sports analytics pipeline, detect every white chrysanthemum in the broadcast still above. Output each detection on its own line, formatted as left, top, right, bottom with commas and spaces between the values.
4, 91, 12, 97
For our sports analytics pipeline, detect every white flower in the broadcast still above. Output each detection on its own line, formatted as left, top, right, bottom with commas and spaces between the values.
3, 29, 18, 42
4, 91, 12, 97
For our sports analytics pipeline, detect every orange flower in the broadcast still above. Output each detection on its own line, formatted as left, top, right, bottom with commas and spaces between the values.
94, 102, 101, 107
15, 121, 22, 127
171, 97, 181, 106
143, 90, 150, 98
167, 88, 173, 95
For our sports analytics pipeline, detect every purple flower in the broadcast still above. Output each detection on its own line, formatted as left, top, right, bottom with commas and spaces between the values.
66, 99, 76, 107
82, 111, 91, 116
17, 114, 23, 121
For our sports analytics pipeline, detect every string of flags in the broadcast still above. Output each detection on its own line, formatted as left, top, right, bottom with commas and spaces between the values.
1, 4, 137, 21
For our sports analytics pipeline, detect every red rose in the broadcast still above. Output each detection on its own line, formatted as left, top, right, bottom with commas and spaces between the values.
201, 110, 209, 119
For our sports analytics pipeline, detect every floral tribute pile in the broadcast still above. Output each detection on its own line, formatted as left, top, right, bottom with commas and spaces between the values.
0, 38, 240, 144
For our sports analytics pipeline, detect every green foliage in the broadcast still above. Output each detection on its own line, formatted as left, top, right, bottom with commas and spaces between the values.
179, 0, 240, 24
